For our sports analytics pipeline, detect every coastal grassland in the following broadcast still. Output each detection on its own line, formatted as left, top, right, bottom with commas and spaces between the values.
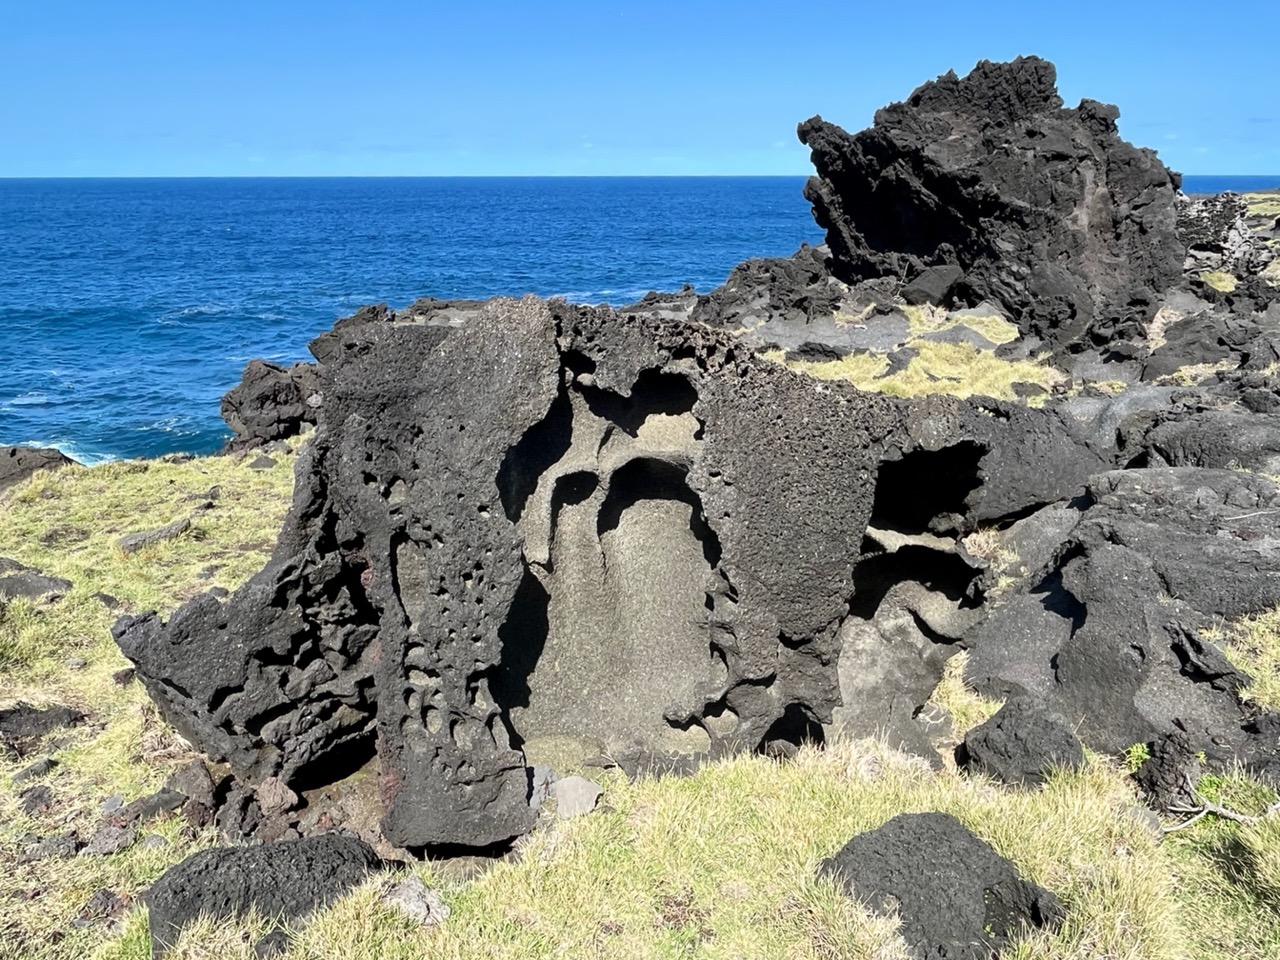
93, 747, 1280, 960
1244, 191, 1280, 222
3, 448, 1280, 960
0, 448, 299, 958
773, 341, 1065, 403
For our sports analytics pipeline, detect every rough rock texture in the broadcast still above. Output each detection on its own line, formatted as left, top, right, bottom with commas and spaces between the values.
959, 698, 1085, 786
120, 297, 907, 847
0, 445, 73, 493
145, 834, 380, 958
1178, 192, 1276, 277
220, 360, 321, 450
966, 468, 1280, 774
820, 812, 1063, 960
798, 57, 1183, 352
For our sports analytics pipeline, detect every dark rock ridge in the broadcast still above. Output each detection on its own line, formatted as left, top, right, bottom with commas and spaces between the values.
0, 445, 73, 494
820, 812, 1064, 960
797, 56, 1184, 353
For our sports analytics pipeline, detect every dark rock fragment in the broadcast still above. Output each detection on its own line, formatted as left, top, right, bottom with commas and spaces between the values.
901, 264, 963, 306
145, 835, 381, 958
220, 359, 320, 450
0, 702, 85, 745
0, 571, 74, 601
958, 698, 1085, 786
0, 445, 73, 494
19, 784, 55, 815
12, 756, 57, 784
1132, 732, 1203, 815
118, 517, 191, 555
820, 812, 1063, 960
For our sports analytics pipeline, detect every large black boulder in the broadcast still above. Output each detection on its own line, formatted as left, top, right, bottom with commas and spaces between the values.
820, 812, 1064, 960
145, 834, 381, 958
798, 57, 1184, 352
220, 359, 320, 449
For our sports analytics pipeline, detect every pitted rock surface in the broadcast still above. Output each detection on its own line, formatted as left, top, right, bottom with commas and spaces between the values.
798, 56, 1183, 351
820, 812, 1064, 960
959, 698, 1085, 786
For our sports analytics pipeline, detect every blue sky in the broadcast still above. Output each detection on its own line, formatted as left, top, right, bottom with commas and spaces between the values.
1, 1, 1276, 177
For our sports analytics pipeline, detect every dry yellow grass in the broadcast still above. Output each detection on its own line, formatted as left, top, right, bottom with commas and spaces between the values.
776, 342, 1064, 403
1200, 270, 1239, 293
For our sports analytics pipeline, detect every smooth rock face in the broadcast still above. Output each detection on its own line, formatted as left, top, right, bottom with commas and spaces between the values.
820, 812, 1063, 960
959, 698, 1085, 786
145, 835, 381, 958
0, 445, 72, 494
798, 56, 1183, 351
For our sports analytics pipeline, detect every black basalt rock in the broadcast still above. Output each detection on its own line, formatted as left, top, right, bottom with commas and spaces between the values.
0, 445, 73, 494
145, 834, 381, 958
798, 56, 1184, 352
959, 697, 1085, 786
820, 812, 1064, 960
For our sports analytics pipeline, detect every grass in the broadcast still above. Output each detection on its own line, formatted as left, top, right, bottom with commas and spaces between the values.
0, 447, 299, 959
1200, 271, 1238, 294
1207, 606, 1280, 711
775, 342, 1065, 403
4, 446, 1280, 960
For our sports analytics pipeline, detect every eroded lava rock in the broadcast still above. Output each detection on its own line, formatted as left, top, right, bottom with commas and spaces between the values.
798, 56, 1183, 352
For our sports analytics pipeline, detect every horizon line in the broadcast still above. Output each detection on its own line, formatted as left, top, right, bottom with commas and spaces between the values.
1, 172, 1277, 182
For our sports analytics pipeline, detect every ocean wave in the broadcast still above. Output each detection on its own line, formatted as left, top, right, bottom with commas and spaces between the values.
6, 391, 51, 407
11, 439, 115, 466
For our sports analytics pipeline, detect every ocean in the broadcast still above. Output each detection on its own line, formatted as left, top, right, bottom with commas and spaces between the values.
1, 174, 1274, 463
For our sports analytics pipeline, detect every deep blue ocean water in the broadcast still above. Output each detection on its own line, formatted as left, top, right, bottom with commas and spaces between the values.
0, 177, 820, 462
1, 174, 1274, 463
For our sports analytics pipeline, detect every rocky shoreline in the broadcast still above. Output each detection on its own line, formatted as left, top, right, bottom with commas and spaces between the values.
4, 56, 1280, 960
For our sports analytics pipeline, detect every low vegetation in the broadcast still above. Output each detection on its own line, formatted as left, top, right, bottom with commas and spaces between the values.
3, 451, 1280, 960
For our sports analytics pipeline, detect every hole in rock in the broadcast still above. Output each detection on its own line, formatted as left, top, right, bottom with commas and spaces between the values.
290, 732, 378, 792
577, 369, 698, 437
869, 442, 985, 535
496, 387, 574, 523
848, 547, 983, 622
760, 703, 826, 756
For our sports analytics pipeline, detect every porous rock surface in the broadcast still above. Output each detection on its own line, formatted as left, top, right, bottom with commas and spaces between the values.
145, 834, 380, 958
820, 812, 1063, 960
959, 697, 1085, 786
119, 58, 1280, 856
798, 56, 1183, 352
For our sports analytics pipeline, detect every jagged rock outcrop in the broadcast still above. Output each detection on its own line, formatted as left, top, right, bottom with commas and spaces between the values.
966, 467, 1280, 775
220, 359, 321, 450
797, 56, 1184, 353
